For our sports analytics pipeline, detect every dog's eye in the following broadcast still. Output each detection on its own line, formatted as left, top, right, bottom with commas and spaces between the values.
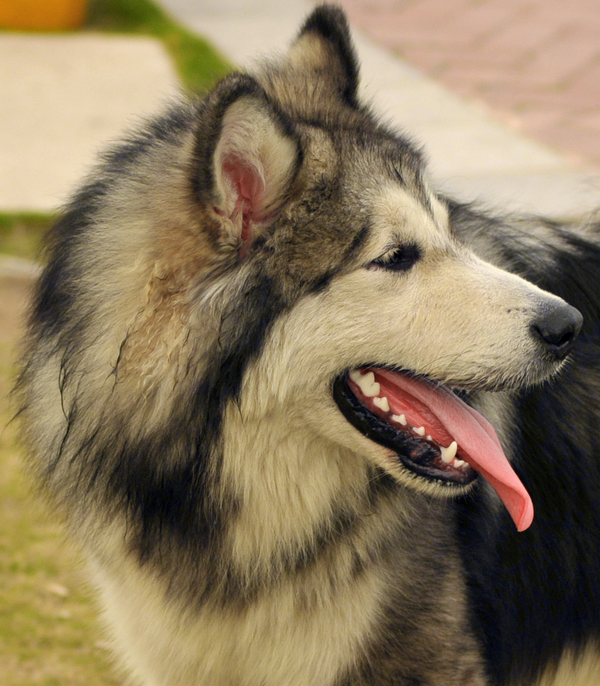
370, 244, 420, 272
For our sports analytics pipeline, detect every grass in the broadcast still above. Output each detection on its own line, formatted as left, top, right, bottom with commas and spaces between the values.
85, 0, 233, 93
0, 1, 233, 682
0, 338, 123, 685
0, 213, 54, 260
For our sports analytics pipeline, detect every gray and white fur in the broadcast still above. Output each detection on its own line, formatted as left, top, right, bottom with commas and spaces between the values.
17, 6, 600, 686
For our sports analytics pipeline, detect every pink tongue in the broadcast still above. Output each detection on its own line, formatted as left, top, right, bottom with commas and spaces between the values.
373, 369, 534, 531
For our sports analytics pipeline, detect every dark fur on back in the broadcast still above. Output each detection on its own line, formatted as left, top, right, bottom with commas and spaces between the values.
450, 203, 600, 684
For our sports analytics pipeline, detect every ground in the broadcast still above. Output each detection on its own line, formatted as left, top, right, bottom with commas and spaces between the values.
0, 273, 122, 685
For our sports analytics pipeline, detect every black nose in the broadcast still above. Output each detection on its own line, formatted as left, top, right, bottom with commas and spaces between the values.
531, 301, 583, 360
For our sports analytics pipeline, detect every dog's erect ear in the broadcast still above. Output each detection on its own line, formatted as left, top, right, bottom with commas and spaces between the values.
193, 74, 302, 258
289, 4, 359, 107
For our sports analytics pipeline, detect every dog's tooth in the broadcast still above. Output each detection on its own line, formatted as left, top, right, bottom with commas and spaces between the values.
440, 441, 458, 463
392, 414, 407, 426
349, 369, 381, 398
413, 426, 426, 436
426, 435, 433, 441
373, 396, 389, 412
453, 459, 466, 468
355, 371, 380, 397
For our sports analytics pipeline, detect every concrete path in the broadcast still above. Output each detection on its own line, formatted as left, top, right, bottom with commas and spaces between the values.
0, 33, 179, 212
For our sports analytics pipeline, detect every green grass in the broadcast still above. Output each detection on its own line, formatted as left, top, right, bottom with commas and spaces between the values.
0, 213, 54, 260
85, 0, 233, 92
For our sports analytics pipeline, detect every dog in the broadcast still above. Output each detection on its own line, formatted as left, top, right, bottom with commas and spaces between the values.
17, 5, 600, 685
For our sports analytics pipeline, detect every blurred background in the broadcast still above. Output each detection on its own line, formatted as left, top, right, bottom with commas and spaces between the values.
1, 1, 600, 683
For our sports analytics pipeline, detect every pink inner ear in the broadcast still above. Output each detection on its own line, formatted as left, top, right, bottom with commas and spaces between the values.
222, 156, 266, 257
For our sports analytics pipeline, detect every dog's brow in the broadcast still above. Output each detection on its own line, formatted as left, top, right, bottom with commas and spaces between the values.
346, 224, 370, 258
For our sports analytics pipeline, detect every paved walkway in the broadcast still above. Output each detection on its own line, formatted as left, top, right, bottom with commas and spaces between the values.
0, 33, 179, 211
341, 0, 600, 172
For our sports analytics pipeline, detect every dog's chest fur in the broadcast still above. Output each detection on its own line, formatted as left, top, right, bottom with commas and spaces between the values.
90, 432, 487, 686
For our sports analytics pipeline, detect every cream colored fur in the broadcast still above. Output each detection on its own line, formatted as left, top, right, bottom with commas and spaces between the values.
534, 644, 600, 686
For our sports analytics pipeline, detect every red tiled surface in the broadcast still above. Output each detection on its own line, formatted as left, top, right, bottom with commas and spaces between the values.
339, 0, 600, 170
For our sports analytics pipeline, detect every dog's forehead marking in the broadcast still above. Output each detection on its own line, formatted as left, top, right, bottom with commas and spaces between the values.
371, 184, 450, 252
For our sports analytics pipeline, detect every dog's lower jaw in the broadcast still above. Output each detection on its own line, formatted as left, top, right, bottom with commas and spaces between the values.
332, 372, 478, 487
332, 367, 534, 532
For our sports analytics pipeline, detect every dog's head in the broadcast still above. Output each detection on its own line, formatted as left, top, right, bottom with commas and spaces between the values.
184, 6, 581, 530
28, 6, 581, 537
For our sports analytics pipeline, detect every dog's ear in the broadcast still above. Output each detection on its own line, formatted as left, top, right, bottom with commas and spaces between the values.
193, 74, 301, 259
288, 4, 359, 107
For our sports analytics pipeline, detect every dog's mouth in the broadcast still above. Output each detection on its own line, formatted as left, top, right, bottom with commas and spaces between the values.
332, 366, 534, 531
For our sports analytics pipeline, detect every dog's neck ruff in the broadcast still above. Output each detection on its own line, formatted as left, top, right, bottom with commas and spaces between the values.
347, 368, 534, 531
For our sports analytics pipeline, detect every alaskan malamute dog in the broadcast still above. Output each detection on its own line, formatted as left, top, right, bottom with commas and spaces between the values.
18, 5, 600, 686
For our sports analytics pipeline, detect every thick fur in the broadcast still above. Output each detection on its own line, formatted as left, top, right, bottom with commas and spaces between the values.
17, 6, 600, 686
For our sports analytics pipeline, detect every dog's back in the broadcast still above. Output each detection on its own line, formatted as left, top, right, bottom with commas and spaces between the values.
451, 201, 600, 686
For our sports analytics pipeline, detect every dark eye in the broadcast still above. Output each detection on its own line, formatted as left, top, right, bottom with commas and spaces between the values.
370, 244, 420, 272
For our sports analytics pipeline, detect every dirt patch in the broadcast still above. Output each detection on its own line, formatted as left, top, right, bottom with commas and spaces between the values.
0, 273, 34, 404
0, 275, 33, 345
